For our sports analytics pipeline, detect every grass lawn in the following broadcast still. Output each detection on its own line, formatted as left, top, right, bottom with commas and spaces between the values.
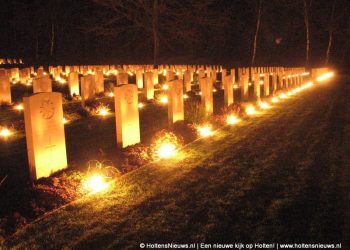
2, 77, 349, 249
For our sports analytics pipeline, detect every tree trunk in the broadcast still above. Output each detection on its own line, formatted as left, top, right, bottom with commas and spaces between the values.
50, 21, 55, 58
152, 0, 159, 67
325, 0, 336, 65
303, 0, 310, 66
251, 0, 262, 66
35, 32, 39, 61
341, 17, 350, 67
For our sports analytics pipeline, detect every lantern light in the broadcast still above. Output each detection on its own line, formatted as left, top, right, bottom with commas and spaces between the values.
82, 174, 109, 194
245, 105, 256, 115
197, 125, 214, 137
226, 115, 240, 125
156, 142, 177, 158
0, 128, 12, 139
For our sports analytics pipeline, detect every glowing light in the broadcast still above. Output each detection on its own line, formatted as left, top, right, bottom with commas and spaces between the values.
259, 80, 264, 85
213, 89, 217, 93
96, 104, 110, 117
159, 95, 168, 104
287, 91, 293, 96
128, 71, 133, 76
0, 128, 12, 138
197, 125, 214, 137
107, 92, 114, 97
248, 82, 252, 86
199, 91, 203, 95
138, 102, 145, 109
55, 76, 66, 84
183, 94, 189, 99
62, 118, 69, 124
258, 101, 270, 109
271, 97, 279, 103
12, 77, 20, 84
233, 84, 238, 89
303, 81, 314, 89
156, 142, 177, 158
245, 105, 257, 115
82, 174, 109, 194
14, 103, 24, 111
279, 93, 287, 99
162, 84, 169, 90
226, 115, 240, 125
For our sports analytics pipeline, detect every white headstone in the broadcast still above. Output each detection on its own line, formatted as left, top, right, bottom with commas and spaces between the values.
68, 72, 80, 96
0, 75, 11, 104
168, 79, 184, 124
33, 76, 52, 93
24, 92, 67, 180
114, 84, 140, 148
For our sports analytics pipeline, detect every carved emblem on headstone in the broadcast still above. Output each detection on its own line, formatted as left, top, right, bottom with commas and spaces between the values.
40, 98, 55, 119
125, 88, 133, 104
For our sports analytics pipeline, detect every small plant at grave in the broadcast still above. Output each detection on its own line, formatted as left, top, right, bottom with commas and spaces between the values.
184, 100, 206, 124
81, 100, 111, 117
121, 144, 152, 172
81, 160, 121, 194
150, 130, 184, 160
171, 121, 197, 144
94, 103, 111, 117
0, 102, 12, 109
215, 103, 244, 125
86, 160, 121, 179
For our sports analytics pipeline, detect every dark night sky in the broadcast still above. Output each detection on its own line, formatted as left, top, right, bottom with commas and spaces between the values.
0, 0, 349, 68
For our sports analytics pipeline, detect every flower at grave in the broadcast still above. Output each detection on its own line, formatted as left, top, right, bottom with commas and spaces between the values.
162, 84, 169, 90
197, 124, 214, 137
96, 104, 110, 117
0, 127, 12, 139
258, 101, 270, 109
14, 103, 24, 111
151, 130, 183, 159
138, 102, 145, 109
245, 105, 257, 115
226, 114, 240, 125
272, 97, 279, 103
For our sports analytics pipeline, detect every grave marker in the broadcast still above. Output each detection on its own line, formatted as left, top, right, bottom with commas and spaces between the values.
24, 92, 67, 180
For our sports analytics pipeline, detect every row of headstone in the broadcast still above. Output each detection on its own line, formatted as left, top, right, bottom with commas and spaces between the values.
18, 66, 325, 180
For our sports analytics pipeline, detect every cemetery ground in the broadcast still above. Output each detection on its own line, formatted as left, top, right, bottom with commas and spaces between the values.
0, 76, 349, 248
